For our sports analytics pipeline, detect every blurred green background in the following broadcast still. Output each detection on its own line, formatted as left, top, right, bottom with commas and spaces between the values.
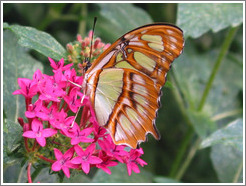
3, 3, 243, 183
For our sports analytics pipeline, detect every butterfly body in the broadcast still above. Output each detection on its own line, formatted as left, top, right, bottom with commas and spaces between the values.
83, 23, 184, 148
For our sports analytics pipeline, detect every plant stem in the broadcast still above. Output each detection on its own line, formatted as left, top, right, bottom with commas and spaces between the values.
211, 108, 243, 121
169, 71, 193, 127
197, 26, 239, 111
169, 126, 194, 177
168, 71, 195, 177
78, 4, 87, 35
27, 162, 32, 183
175, 138, 202, 181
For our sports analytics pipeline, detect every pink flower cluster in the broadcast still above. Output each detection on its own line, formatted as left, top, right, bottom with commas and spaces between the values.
67, 30, 110, 74
13, 58, 147, 178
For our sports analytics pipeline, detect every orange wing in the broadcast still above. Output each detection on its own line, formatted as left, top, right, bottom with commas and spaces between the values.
84, 23, 184, 148
85, 23, 184, 91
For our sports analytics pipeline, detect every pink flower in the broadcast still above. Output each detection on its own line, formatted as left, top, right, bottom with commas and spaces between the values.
25, 99, 45, 119
88, 30, 93, 38
51, 147, 78, 178
48, 57, 73, 72
12, 78, 37, 98
124, 148, 147, 176
71, 144, 102, 174
39, 77, 65, 102
64, 68, 83, 87
51, 115, 74, 136
96, 151, 118, 174
103, 43, 111, 50
67, 123, 94, 145
98, 135, 128, 163
92, 124, 107, 141
40, 103, 59, 122
64, 87, 81, 113
52, 69, 67, 89
32, 69, 44, 91
23, 118, 57, 147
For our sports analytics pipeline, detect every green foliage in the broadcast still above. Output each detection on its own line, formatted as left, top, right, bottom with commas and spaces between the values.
201, 119, 243, 183
200, 119, 243, 152
3, 2, 243, 183
3, 30, 43, 121
96, 3, 153, 42
211, 143, 243, 183
4, 24, 67, 61
91, 164, 153, 183
154, 176, 181, 183
3, 30, 45, 183
177, 3, 243, 38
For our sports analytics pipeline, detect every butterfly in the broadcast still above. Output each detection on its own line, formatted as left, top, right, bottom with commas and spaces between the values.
83, 23, 184, 149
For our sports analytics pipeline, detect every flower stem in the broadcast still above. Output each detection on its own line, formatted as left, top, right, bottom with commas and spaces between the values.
32, 141, 37, 151
37, 155, 55, 163
27, 162, 32, 183
24, 137, 31, 152
197, 26, 239, 111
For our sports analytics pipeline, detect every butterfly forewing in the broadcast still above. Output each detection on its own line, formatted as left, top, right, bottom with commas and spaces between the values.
84, 23, 184, 148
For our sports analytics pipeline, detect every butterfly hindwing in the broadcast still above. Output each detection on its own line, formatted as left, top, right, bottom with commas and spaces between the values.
84, 23, 184, 148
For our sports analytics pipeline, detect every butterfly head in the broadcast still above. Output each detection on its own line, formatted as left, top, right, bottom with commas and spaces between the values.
80, 57, 92, 76
84, 58, 92, 71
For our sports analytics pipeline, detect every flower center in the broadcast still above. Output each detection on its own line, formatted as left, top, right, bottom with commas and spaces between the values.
36, 131, 41, 137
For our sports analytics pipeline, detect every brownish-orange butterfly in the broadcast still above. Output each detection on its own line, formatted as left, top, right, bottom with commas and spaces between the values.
82, 23, 184, 149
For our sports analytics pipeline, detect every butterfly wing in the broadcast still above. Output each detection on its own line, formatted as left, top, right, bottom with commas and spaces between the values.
85, 23, 184, 91
84, 23, 184, 148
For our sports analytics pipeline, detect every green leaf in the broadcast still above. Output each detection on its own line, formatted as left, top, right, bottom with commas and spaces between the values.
211, 143, 243, 183
63, 172, 91, 183
92, 164, 153, 183
3, 30, 43, 122
33, 167, 59, 183
200, 119, 243, 152
3, 161, 24, 183
177, 3, 243, 38
154, 176, 181, 183
173, 42, 243, 123
3, 22, 9, 28
3, 120, 22, 162
4, 24, 67, 60
95, 3, 153, 42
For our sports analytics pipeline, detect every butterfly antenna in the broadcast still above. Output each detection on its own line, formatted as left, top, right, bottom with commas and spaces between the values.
87, 17, 97, 68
